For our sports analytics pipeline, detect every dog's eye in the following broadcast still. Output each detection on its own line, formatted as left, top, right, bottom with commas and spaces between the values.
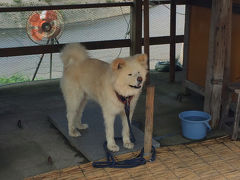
128, 74, 132, 76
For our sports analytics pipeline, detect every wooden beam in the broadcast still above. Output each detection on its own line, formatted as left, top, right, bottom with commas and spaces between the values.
0, 39, 131, 57
130, 0, 142, 56
150, 0, 187, 5
0, 36, 184, 57
170, 0, 176, 82
232, 92, 240, 140
0, 2, 133, 12
204, 0, 232, 128
144, 0, 150, 66
149, 35, 184, 45
183, 4, 191, 86
144, 0, 150, 84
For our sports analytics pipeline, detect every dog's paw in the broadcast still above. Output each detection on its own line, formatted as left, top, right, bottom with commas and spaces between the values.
76, 123, 88, 130
107, 143, 120, 152
123, 142, 134, 149
69, 129, 81, 137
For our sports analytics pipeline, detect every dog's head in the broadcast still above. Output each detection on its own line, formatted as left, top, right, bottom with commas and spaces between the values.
111, 54, 148, 97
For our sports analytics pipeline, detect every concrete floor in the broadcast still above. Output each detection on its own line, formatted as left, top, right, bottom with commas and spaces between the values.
0, 80, 87, 180
0, 71, 226, 179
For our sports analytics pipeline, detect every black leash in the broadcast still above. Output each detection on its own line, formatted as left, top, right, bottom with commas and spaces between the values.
92, 95, 156, 168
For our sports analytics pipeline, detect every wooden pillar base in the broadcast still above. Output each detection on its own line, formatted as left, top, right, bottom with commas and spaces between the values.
144, 85, 155, 156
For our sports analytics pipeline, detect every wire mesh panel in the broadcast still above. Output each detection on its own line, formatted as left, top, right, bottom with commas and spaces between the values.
0, 47, 131, 86
149, 5, 170, 37
148, 4, 185, 71
150, 44, 169, 70
149, 5, 185, 37
0, 5, 131, 86
0, 2, 185, 86
62, 8, 130, 43
0, 7, 130, 48
0, 54, 61, 83
176, 5, 185, 35
89, 47, 130, 61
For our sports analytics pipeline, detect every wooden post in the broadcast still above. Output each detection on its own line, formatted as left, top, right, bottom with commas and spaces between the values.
169, 0, 176, 82
144, 0, 149, 67
183, 4, 190, 87
204, 0, 232, 128
232, 92, 240, 140
144, 85, 155, 158
170, 0, 176, 82
130, 0, 142, 56
144, 0, 150, 85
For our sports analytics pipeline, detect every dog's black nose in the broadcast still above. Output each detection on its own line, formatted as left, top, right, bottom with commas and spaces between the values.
137, 76, 143, 83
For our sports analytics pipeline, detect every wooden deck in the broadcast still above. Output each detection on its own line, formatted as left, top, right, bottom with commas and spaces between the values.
26, 136, 240, 180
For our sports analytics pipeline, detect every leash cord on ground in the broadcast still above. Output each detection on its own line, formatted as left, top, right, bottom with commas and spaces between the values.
92, 140, 156, 168
92, 97, 156, 168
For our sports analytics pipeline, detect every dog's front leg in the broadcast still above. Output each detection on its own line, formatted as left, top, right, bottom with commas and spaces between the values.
120, 111, 134, 149
121, 95, 138, 149
103, 111, 119, 152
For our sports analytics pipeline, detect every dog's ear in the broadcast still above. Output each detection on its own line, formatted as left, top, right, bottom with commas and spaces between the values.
112, 58, 126, 71
136, 54, 148, 69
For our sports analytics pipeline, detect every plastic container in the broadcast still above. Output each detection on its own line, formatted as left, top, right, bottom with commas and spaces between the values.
179, 111, 211, 140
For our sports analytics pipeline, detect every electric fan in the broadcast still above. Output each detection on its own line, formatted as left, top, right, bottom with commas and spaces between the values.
26, 10, 64, 44
26, 10, 64, 80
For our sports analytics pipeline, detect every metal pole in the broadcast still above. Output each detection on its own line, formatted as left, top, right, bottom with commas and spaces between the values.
32, 39, 50, 81
50, 39, 54, 79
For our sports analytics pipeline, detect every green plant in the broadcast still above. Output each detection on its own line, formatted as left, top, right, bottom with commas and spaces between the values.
13, 0, 21, 3
0, 74, 31, 85
106, 0, 115, 3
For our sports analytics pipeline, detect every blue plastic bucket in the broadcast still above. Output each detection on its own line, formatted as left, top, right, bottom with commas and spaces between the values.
179, 111, 211, 140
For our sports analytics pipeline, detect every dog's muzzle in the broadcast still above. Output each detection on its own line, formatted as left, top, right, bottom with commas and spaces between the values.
129, 76, 143, 89
129, 85, 141, 89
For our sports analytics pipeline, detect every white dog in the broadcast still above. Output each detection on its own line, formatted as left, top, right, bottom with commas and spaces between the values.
60, 43, 147, 152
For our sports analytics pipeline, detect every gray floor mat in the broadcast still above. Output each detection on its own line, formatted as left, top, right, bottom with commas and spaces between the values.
48, 101, 160, 161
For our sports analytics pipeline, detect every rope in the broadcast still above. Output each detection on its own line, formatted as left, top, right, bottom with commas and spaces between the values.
92, 141, 156, 168
92, 96, 156, 168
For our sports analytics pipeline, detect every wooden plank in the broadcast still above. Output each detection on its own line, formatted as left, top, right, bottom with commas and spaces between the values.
190, 0, 240, 15
170, 0, 176, 82
144, 86, 155, 157
184, 80, 205, 96
48, 101, 160, 161
186, 6, 211, 88
204, 0, 232, 128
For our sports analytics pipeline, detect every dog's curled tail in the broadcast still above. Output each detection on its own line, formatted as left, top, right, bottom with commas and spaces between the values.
61, 43, 88, 67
